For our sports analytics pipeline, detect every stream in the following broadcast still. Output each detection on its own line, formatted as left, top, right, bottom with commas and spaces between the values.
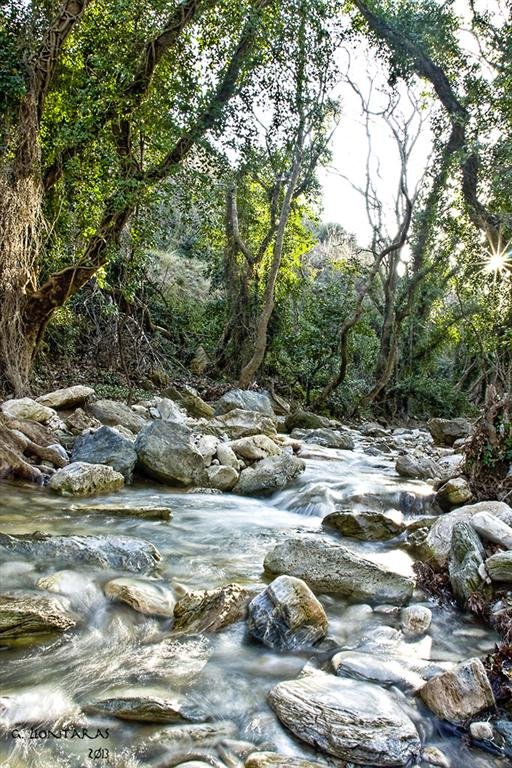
0, 432, 506, 768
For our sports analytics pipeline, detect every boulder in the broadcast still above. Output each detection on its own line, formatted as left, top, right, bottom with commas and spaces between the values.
173, 583, 254, 633
269, 670, 420, 766
448, 522, 488, 605
302, 428, 354, 450
87, 689, 199, 723
0, 531, 161, 574
245, 754, 322, 768
284, 409, 329, 432
216, 443, 239, 468
234, 452, 305, 496
37, 385, 95, 410
196, 434, 219, 466
155, 397, 188, 423
104, 577, 175, 617
49, 462, 124, 496
469, 721, 494, 741
471, 510, 512, 549
71, 426, 137, 481
264, 537, 415, 605
331, 650, 426, 692
0, 593, 76, 640
323, 509, 405, 541
395, 454, 441, 480
87, 399, 147, 434
361, 421, 389, 438
162, 384, 214, 419
135, 421, 207, 486
213, 409, 277, 439
206, 464, 239, 491
423, 501, 512, 566
1, 397, 55, 424
428, 417, 472, 446
485, 551, 512, 582
229, 434, 281, 461
247, 575, 328, 650
435, 477, 472, 510
419, 658, 495, 723
400, 605, 432, 637
215, 389, 274, 417
65, 408, 101, 435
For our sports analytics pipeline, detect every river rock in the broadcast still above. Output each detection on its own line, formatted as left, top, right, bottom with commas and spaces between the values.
269, 670, 420, 765
0, 531, 161, 573
215, 389, 274, 417
49, 462, 124, 495
361, 421, 389, 438
87, 689, 198, 722
229, 434, 281, 461
264, 536, 414, 604
247, 575, 327, 651
469, 721, 494, 740
216, 443, 239, 468
423, 501, 512, 566
87, 399, 147, 434
37, 385, 95, 410
428, 417, 472, 446
206, 464, 239, 491
332, 650, 426, 691
448, 522, 488, 605
135, 421, 207, 486
213, 409, 277, 439
65, 407, 101, 434
104, 577, 175, 616
400, 605, 432, 637
163, 384, 214, 419
485, 551, 512, 581
435, 476, 472, 510
302, 428, 355, 450
0, 593, 77, 640
419, 658, 495, 723
66, 502, 172, 520
471, 510, 512, 549
196, 434, 219, 465
154, 397, 188, 423
71, 426, 137, 481
323, 509, 405, 541
284, 409, 329, 432
173, 583, 254, 633
234, 452, 305, 495
1, 397, 56, 424
245, 754, 323, 768
395, 453, 441, 480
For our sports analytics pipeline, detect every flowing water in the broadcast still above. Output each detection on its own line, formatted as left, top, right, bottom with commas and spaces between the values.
0, 434, 506, 767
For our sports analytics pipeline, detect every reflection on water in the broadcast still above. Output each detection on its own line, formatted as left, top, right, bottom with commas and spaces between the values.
0, 442, 504, 767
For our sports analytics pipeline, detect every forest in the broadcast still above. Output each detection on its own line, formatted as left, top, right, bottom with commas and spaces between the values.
1, 3, 512, 768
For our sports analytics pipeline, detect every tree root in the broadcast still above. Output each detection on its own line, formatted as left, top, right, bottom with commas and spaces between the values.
0, 412, 67, 483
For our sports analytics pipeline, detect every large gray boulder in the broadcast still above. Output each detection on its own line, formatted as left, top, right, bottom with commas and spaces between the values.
435, 476, 472, 510
268, 670, 421, 765
87, 399, 147, 434
247, 575, 327, 650
0, 531, 161, 574
213, 409, 277, 439
234, 452, 305, 495
284, 409, 329, 432
37, 385, 95, 410
264, 537, 414, 604
135, 421, 207, 486
323, 509, 405, 541
229, 434, 280, 461
419, 658, 495, 723
0, 593, 77, 641
1, 397, 56, 424
71, 426, 137, 481
471, 510, 512, 549
395, 453, 441, 480
49, 462, 124, 496
423, 500, 512, 566
428, 417, 472, 446
302, 428, 354, 450
163, 384, 214, 419
205, 464, 239, 491
215, 389, 274, 417
448, 522, 488, 605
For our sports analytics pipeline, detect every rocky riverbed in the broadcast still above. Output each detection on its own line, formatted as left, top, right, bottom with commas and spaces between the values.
0, 386, 510, 767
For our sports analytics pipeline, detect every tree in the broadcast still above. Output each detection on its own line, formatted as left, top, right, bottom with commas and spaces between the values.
0, 0, 274, 395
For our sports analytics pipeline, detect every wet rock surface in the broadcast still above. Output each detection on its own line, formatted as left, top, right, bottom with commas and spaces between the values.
419, 658, 495, 723
71, 425, 137, 481
0, 592, 77, 640
48, 461, 125, 495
